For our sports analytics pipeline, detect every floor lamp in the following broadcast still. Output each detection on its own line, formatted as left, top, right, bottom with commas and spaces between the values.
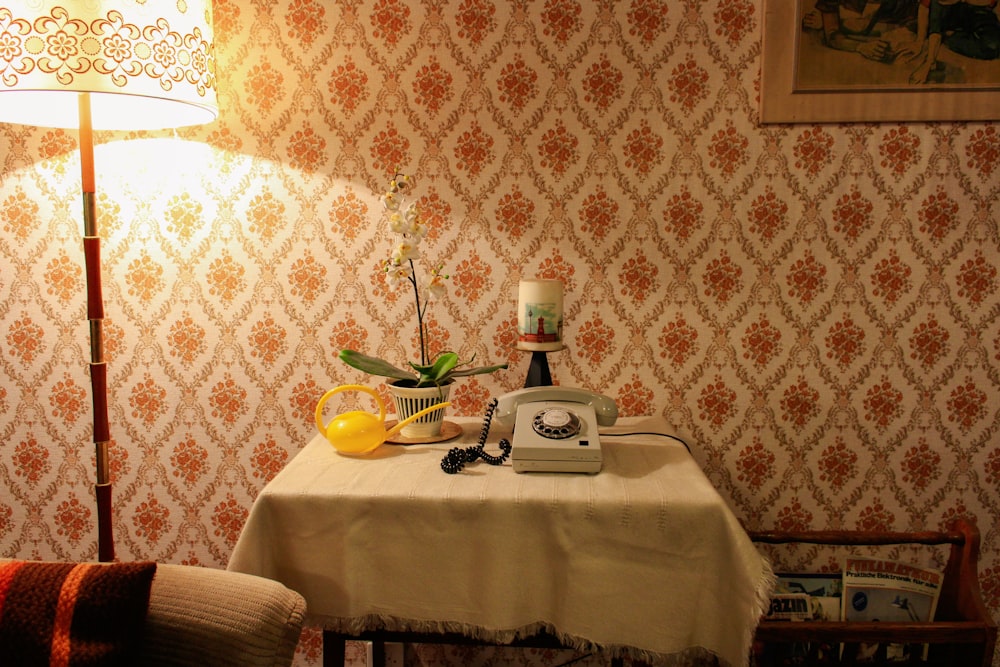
0, 2, 218, 562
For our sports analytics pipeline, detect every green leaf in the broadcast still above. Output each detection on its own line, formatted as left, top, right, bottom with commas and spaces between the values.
429, 352, 459, 380
448, 363, 509, 378
408, 362, 436, 375
341, 349, 506, 387
338, 349, 416, 381
409, 352, 458, 387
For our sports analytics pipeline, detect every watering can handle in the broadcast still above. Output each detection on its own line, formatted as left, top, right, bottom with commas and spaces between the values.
315, 384, 386, 434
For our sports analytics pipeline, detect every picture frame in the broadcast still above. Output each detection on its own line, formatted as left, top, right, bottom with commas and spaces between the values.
760, 0, 1000, 123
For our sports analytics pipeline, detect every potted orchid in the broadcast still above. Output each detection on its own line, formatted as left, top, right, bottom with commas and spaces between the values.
338, 173, 506, 436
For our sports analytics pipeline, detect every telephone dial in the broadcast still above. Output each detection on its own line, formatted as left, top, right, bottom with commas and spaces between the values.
494, 386, 618, 473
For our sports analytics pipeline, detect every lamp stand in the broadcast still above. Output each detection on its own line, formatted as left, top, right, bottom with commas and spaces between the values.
78, 93, 114, 563
0, 2, 217, 564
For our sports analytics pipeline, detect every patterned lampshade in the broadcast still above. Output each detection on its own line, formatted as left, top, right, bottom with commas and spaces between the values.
0, 1, 217, 129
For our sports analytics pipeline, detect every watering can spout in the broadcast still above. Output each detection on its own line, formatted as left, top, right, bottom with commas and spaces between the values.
384, 401, 451, 438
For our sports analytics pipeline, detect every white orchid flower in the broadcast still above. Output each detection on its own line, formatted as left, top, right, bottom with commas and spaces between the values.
427, 267, 448, 298
389, 211, 408, 234
385, 262, 412, 286
391, 241, 420, 265
383, 190, 401, 212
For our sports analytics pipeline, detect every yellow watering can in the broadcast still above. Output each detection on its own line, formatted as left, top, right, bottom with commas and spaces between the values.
315, 384, 451, 455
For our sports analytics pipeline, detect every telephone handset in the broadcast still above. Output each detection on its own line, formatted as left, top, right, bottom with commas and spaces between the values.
495, 386, 618, 428
495, 386, 617, 473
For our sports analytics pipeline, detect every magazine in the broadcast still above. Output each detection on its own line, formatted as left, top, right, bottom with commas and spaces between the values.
755, 573, 842, 665
841, 557, 943, 662
772, 573, 842, 622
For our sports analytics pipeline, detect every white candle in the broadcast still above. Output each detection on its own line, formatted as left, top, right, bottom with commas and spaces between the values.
517, 279, 563, 351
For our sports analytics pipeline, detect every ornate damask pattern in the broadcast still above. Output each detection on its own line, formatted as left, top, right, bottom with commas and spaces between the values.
1, 1, 999, 665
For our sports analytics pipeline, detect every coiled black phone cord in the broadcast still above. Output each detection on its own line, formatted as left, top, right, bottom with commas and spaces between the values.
440, 398, 512, 474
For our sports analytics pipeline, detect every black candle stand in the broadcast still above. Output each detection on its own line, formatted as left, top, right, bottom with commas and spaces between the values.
518, 344, 564, 387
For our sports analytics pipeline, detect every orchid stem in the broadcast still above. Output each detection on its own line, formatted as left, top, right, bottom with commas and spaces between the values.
409, 258, 427, 365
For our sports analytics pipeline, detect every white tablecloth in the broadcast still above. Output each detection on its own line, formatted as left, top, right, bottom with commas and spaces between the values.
228, 417, 772, 666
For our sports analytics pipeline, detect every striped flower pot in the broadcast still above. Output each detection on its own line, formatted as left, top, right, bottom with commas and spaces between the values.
386, 380, 452, 439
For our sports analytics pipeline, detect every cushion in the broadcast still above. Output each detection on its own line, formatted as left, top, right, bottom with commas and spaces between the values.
0, 560, 156, 666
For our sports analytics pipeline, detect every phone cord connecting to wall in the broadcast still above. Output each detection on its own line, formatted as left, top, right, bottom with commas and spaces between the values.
440, 398, 512, 474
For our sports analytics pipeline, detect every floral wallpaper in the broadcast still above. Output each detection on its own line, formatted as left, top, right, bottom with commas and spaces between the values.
1, 0, 999, 665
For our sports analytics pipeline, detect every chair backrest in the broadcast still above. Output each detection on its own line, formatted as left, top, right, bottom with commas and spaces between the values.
0, 559, 306, 667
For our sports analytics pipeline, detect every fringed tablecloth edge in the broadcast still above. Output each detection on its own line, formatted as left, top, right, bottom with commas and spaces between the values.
741, 554, 778, 667
315, 614, 732, 666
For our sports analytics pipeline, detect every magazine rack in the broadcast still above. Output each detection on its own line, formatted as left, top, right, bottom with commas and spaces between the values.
749, 519, 996, 666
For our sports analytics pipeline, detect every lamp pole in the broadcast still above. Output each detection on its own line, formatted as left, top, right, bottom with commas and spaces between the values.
78, 93, 114, 562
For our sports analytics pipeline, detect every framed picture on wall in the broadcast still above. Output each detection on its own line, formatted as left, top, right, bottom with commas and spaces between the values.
761, 0, 1000, 123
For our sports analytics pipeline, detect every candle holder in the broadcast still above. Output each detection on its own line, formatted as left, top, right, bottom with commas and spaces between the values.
517, 343, 564, 387
516, 279, 564, 387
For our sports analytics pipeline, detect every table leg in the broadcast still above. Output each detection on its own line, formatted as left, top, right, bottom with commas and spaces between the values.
371, 640, 385, 667
322, 631, 346, 667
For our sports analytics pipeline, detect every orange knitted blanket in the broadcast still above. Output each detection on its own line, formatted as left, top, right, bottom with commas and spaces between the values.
0, 560, 155, 667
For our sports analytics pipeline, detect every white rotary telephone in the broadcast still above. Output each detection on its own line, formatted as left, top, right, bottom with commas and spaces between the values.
494, 386, 618, 473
